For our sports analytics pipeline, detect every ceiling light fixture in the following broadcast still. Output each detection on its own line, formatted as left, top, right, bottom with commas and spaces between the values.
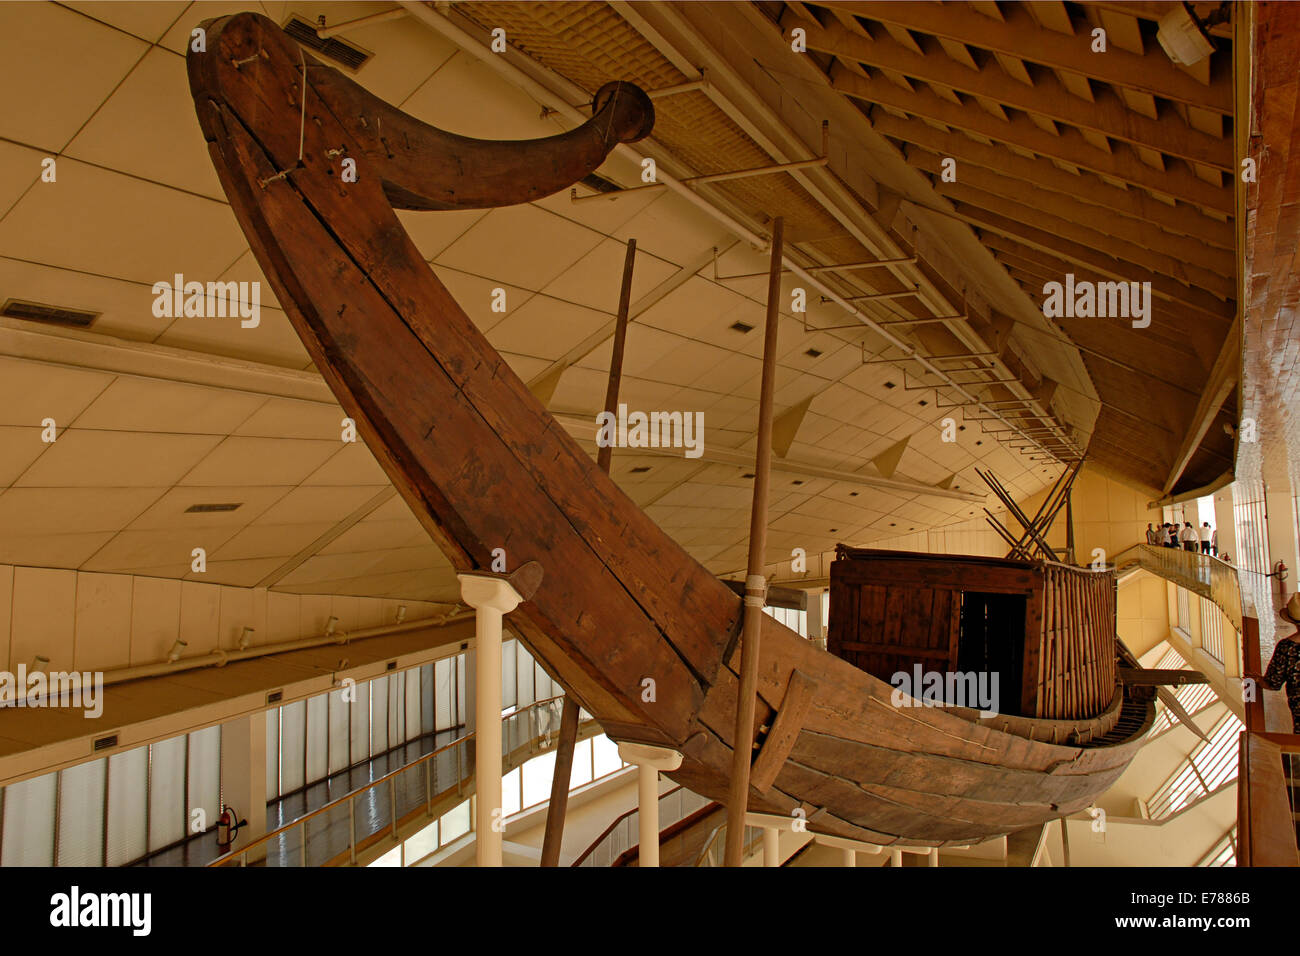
396, 605, 408, 624
167, 640, 188, 663
238, 627, 254, 650
1156, 2, 1228, 66
325, 615, 340, 637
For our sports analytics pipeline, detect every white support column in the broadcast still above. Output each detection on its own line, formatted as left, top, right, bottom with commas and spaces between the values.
763, 827, 781, 867
842, 847, 856, 867
458, 572, 525, 868
616, 741, 682, 867
927, 847, 939, 867
890, 848, 903, 868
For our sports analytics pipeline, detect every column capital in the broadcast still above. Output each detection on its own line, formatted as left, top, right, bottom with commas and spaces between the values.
458, 573, 524, 613
616, 741, 683, 771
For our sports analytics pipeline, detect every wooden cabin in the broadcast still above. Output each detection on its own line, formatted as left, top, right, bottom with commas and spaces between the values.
829, 546, 1117, 721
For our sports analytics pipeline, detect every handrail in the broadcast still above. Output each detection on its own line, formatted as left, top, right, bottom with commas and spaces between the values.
1113, 544, 1243, 633
210, 694, 580, 866
570, 785, 686, 867
1237, 731, 1300, 866
693, 818, 763, 867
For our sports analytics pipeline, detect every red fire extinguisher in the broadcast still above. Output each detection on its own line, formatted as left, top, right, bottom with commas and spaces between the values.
216, 805, 246, 853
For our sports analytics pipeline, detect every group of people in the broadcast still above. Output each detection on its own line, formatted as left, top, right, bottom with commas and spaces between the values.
1146, 521, 1217, 555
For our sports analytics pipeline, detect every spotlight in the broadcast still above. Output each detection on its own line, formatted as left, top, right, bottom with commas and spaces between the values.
167, 640, 188, 663
1156, 2, 1227, 67
238, 626, 254, 650
396, 605, 408, 624
325, 615, 340, 637
28, 654, 49, 672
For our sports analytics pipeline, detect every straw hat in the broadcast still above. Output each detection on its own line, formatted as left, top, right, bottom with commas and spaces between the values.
1284, 592, 1300, 625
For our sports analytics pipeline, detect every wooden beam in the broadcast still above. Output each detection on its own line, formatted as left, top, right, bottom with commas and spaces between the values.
932, 181, 1234, 296
872, 112, 1234, 246
792, 14, 1232, 170
980, 232, 1234, 323
750, 670, 817, 792
915, 157, 1227, 280
1162, 317, 1239, 493
934, 202, 1237, 316
908, 147, 1234, 271
831, 1, 1232, 113
834, 68, 1234, 212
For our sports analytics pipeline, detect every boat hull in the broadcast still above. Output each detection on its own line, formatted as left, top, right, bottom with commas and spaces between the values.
189, 13, 1152, 846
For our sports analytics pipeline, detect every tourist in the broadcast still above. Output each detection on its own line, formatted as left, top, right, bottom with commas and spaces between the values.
1145, 523, 1160, 546
1199, 522, 1213, 554
1211, 527, 1219, 556
1180, 522, 1198, 552
1163, 523, 1179, 548
1252, 594, 1300, 732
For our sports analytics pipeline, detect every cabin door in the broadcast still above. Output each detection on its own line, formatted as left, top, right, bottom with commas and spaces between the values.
956, 592, 1026, 716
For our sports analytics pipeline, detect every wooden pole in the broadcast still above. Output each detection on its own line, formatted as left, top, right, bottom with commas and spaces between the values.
539, 238, 637, 867
725, 218, 784, 866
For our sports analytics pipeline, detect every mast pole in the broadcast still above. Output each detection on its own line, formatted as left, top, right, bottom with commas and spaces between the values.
540, 238, 637, 867
725, 217, 784, 866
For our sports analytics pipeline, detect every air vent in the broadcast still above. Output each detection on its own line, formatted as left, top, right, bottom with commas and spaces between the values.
729, 321, 754, 334
2, 299, 98, 328
883, 381, 896, 389
92, 734, 118, 752
805, 348, 822, 358
742, 473, 755, 479
918, 399, 928, 407
386, 660, 397, 671
282, 16, 372, 70
267, 690, 283, 705
630, 466, 651, 474
185, 503, 242, 514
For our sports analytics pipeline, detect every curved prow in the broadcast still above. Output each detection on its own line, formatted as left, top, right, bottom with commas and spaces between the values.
187, 12, 654, 210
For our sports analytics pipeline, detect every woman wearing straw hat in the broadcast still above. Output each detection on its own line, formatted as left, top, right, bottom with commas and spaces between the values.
1256, 593, 1300, 732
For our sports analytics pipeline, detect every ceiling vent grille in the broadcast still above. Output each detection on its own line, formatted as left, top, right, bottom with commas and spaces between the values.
282, 16, 372, 70
185, 503, 242, 513
2, 299, 98, 328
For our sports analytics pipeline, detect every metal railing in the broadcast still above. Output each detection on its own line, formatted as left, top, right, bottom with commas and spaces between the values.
571, 785, 713, 866
693, 820, 763, 866
1114, 544, 1243, 633
211, 695, 591, 867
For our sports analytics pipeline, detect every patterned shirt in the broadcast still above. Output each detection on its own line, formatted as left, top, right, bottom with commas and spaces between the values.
1263, 636, 1300, 708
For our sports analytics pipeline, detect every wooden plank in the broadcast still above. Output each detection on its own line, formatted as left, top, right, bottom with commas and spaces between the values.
839, 641, 951, 659
750, 670, 818, 792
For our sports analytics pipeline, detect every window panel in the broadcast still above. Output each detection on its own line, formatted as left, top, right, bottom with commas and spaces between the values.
501, 766, 521, 817
305, 694, 328, 785
57, 760, 105, 867
106, 747, 148, 867
350, 680, 371, 766
570, 739, 593, 788
387, 671, 404, 746
501, 639, 517, 712
516, 641, 535, 708
370, 675, 389, 756
521, 751, 554, 810
593, 733, 623, 779
1, 772, 56, 866
328, 689, 350, 775
456, 654, 466, 726
266, 709, 280, 802
279, 700, 306, 795
420, 663, 435, 735
187, 726, 221, 829
440, 800, 470, 844
148, 736, 186, 851
434, 658, 453, 731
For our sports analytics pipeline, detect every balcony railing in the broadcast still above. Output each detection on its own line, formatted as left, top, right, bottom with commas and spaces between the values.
1114, 545, 1243, 632
571, 784, 714, 866
210, 695, 596, 866
1238, 732, 1300, 866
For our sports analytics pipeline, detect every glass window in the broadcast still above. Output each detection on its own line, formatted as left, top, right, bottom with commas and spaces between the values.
106, 747, 148, 867
502, 639, 517, 712
349, 679, 370, 765
305, 694, 327, 785
434, 658, 454, 731
570, 739, 593, 788
405, 668, 421, 743
187, 726, 221, 828
420, 663, 435, 736
593, 733, 623, 779
404, 819, 439, 864
1, 772, 56, 866
328, 689, 350, 775
440, 800, 470, 844
370, 675, 389, 756
279, 699, 306, 794
502, 767, 521, 817
265, 709, 280, 802
57, 759, 105, 867
148, 735, 186, 851
516, 641, 535, 708
521, 751, 555, 810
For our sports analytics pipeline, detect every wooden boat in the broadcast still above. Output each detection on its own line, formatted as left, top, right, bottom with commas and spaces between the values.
188, 13, 1153, 846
